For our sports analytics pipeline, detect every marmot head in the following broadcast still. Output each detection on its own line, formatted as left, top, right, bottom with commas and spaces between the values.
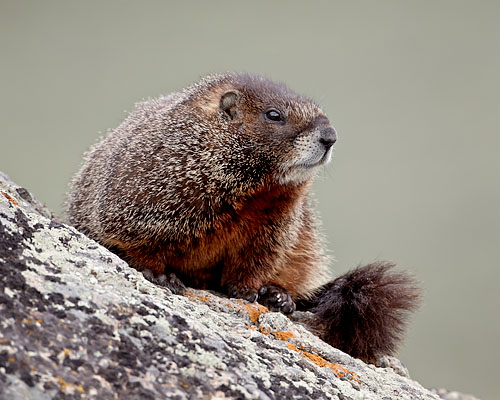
217, 75, 336, 185
185, 74, 336, 186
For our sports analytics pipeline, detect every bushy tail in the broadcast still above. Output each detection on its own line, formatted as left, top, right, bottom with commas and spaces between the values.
302, 262, 421, 362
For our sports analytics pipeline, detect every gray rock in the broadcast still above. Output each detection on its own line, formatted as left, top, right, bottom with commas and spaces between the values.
431, 388, 481, 400
0, 171, 478, 399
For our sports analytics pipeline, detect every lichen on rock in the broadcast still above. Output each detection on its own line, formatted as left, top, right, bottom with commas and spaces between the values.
0, 171, 479, 400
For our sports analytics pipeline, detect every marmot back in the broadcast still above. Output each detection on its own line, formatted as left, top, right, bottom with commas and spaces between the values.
67, 73, 420, 361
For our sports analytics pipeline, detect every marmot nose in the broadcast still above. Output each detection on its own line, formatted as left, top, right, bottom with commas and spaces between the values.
319, 126, 337, 149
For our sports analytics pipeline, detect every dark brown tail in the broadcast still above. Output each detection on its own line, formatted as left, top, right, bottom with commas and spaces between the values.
300, 262, 421, 362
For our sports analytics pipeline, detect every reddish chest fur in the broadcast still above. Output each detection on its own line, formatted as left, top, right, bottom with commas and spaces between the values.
122, 181, 309, 289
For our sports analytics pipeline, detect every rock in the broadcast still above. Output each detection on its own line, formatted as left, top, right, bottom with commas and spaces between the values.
431, 388, 481, 400
0, 171, 478, 399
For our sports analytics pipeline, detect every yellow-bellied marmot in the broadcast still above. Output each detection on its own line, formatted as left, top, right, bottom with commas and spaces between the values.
66, 73, 420, 361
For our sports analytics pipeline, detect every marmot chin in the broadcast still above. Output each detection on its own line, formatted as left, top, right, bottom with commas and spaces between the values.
66, 73, 420, 361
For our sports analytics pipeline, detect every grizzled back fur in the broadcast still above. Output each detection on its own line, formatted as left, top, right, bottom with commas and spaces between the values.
66, 73, 335, 298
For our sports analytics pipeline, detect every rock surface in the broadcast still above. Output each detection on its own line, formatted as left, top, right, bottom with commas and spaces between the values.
0, 171, 480, 400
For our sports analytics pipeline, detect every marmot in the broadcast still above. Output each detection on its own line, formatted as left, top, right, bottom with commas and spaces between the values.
66, 73, 420, 361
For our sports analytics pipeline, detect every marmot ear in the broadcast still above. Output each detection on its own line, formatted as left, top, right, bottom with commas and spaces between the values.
220, 90, 242, 120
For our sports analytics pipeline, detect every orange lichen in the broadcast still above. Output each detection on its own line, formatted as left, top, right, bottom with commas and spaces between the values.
258, 326, 270, 335
57, 375, 85, 393
178, 380, 190, 389
245, 303, 269, 324
287, 343, 299, 352
58, 376, 67, 391
287, 343, 360, 383
183, 291, 211, 304
1, 192, 18, 206
272, 331, 295, 341
22, 318, 42, 325
242, 302, 358, 383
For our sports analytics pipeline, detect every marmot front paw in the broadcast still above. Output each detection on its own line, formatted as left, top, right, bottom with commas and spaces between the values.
142, 269, 186, 295
227, 286, 259, 303
258, 285, 296, 315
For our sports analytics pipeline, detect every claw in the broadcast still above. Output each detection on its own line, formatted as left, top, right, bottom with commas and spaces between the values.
257, 284, 296, 315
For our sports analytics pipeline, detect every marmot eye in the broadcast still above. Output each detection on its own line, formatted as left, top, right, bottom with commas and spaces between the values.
265, 109, 282, 122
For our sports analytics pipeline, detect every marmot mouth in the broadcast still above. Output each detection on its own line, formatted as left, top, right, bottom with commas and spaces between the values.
295, 148, 333, 169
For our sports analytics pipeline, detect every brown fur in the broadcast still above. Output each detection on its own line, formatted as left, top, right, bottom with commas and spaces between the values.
66, 73, 420, 361
306, 262, 421, 361
111, 179, 316, 297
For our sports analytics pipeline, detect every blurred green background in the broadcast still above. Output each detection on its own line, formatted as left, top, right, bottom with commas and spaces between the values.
1, 1, 499, 398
